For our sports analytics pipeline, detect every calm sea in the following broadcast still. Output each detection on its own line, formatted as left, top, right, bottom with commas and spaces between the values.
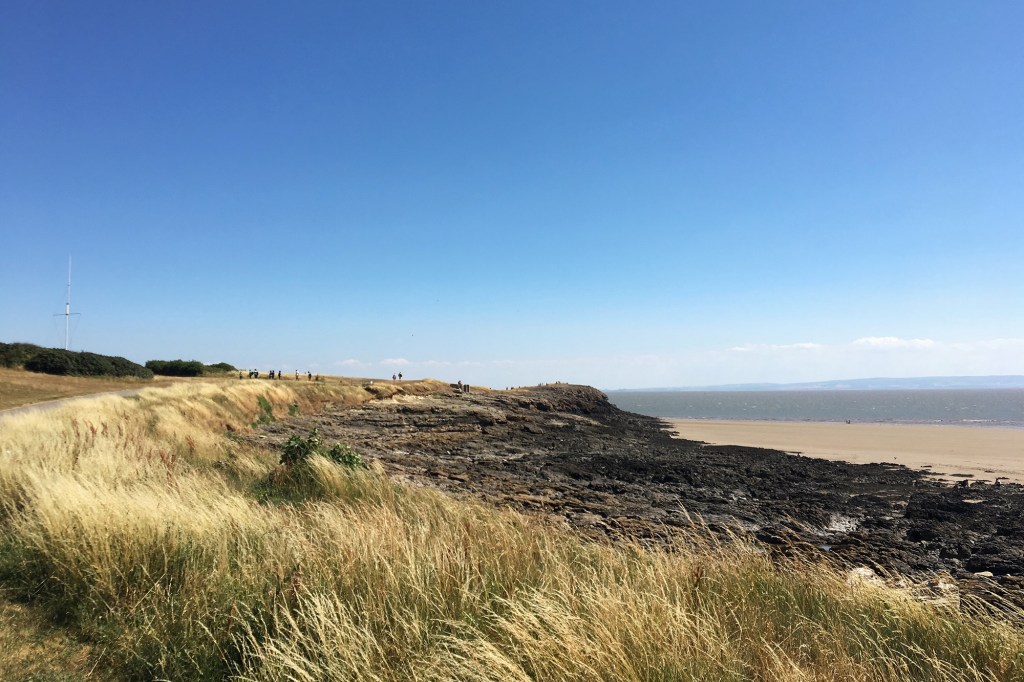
605, 389, 1024, 428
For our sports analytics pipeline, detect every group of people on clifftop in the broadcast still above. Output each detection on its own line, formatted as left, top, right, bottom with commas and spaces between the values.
240, 369, 319, 381
236, 369, 486, 387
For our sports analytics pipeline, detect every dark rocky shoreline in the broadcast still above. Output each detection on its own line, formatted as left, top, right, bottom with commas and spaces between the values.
249, 383, 1024, 606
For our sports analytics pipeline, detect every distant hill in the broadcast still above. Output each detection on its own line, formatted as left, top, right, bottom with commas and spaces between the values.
611, 375, 1024, 392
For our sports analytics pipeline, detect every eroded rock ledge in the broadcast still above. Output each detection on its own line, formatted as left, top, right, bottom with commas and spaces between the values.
249, 383, 1024, 602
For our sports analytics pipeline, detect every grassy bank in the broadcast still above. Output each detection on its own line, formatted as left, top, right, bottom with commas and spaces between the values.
1, 379, 1022, 681
0, 367, 160, 411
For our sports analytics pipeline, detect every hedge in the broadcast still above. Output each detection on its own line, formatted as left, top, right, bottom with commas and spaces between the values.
12, 345, 154, 379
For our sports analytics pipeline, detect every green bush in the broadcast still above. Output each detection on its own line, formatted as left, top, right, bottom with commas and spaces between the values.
109, 355, 151, 377
325, 442, 363, 468
19, 346, 153, 379
24, 349, 75, 375
280, 429, 363, 470
258, 430, 366, 504
145, 360, 238, 376
145, 359, 206, 377
204, 362, 237, 373
280, 429, 322, 468
0, 342, 42, 368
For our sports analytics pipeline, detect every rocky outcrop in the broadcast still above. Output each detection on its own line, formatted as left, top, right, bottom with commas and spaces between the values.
248, 383, 1024, 606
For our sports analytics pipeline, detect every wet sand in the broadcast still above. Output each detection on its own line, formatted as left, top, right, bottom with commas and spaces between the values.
666, 419, 1024, 484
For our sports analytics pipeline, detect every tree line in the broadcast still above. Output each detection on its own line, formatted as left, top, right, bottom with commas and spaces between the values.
1, 342, 236, 379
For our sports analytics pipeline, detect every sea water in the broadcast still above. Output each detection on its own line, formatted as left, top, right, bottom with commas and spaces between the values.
605, 389, 1024, 428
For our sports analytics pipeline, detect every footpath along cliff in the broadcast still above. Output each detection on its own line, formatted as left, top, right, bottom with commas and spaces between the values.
248, 383, 1024, 603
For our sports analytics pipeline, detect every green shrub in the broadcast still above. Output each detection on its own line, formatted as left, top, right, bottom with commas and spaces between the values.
74, 352, 113, 376
280, 429, 363, 470
325, 443, 363, 468
24, 349, 76, 375
108, 352, 148, 374
0, 342, 42, 368
280, 429, 323, 468
144, 360, 238, 376
21, 346, 152, 379
256, 430, 366, 504
204, 362, 237, 373
145, 360, 206, 377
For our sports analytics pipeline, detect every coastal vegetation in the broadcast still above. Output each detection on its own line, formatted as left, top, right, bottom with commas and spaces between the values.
0, 342, 153, 379
0, 343, 41, 369
145, 359, 238, 377
0, 378, 1022, 680
1, 342, 239, 382
0, 367, 153, 411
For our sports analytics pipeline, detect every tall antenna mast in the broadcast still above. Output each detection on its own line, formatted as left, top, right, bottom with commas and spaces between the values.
54, 256, 80, 350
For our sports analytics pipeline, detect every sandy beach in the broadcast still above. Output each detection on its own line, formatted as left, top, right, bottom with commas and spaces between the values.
666, 419, 1024, 484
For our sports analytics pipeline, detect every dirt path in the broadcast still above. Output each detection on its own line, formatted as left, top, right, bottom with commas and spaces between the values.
0, 388, 144, 421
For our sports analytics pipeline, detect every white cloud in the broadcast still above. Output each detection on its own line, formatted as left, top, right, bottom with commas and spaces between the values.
851, 337, 936, 349
380, 358, 411, 366
334, 358, 365, 367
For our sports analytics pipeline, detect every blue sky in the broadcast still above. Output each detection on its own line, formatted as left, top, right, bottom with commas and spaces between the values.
2, 1, 1023, 389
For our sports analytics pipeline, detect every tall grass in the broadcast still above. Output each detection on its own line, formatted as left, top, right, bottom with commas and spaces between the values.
1, 381, 1022, 680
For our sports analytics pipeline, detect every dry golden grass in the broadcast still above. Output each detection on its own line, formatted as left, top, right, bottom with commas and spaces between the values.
0, 367, 165, 410
0, 378, 1022, 681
